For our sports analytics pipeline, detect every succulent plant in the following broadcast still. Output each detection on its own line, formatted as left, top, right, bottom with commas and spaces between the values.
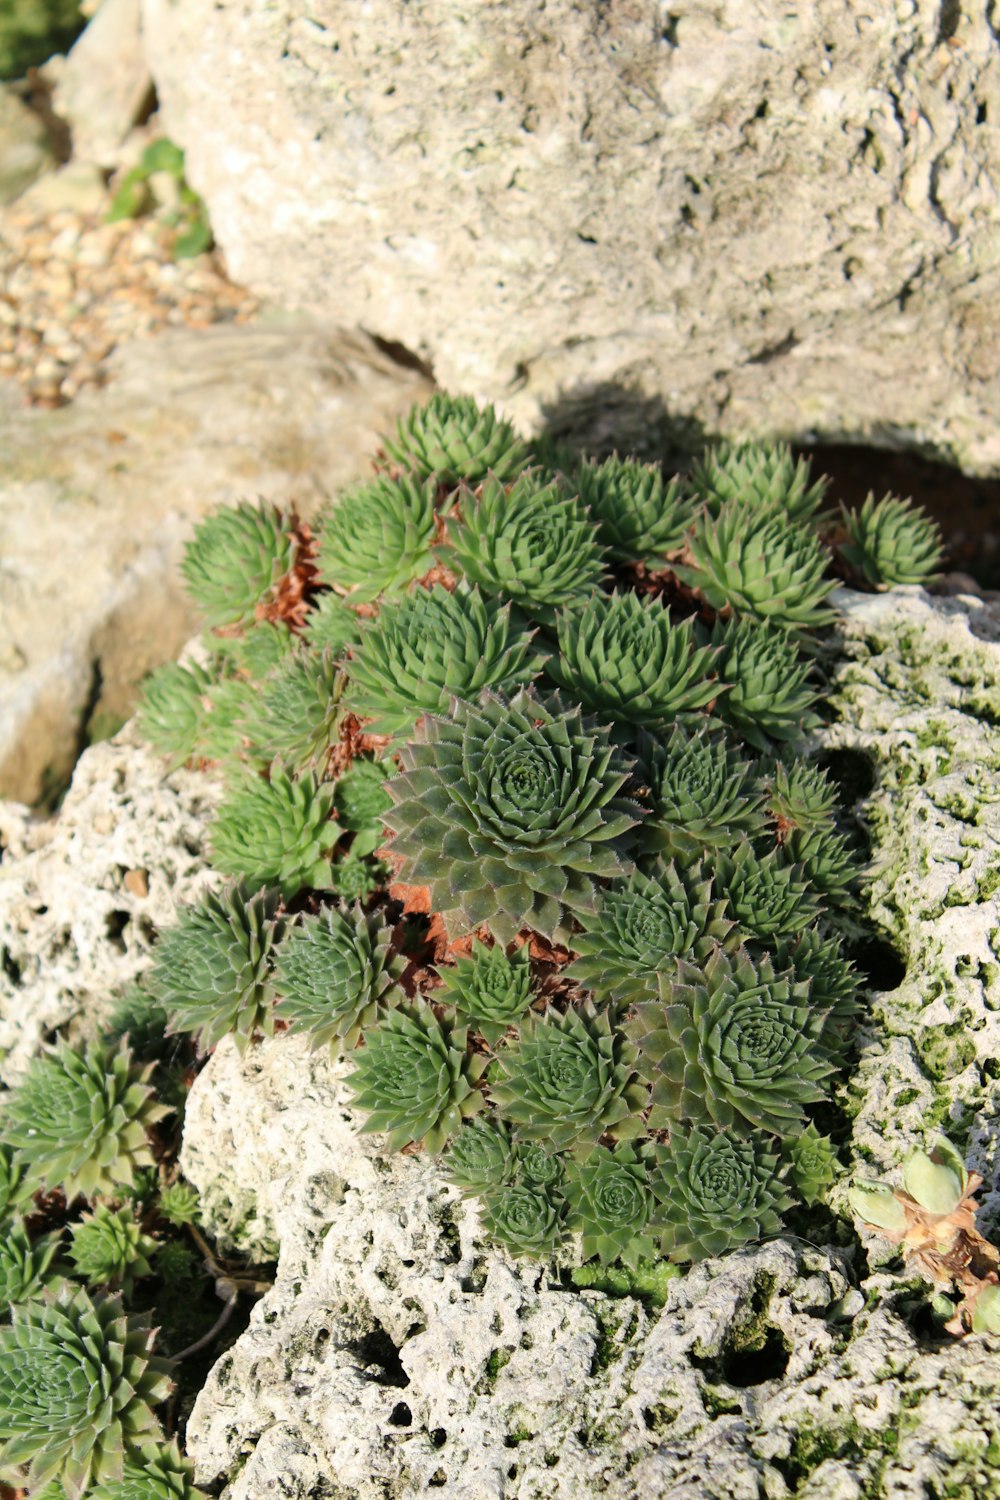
480, 1180, 567, 1258
328, 854, 386, 903
302, 592, 362, 657
0, 1142, 29, 1219
332, 758, 395, 859
489, 1000, 647, 1152
0, 1286, 173, 1498
345, 1000, 486, 1153
0, 1219, 62, 1309
651, 1125, 793, 1261
221, 620, 296, 679
764, 757, 838, 833
786, 1123, 839, 1206
275, 903, 401, 1052
567, 860, 735, 1004
153, 1240, 198, 1286
714, 841, 820, 940
135, 661, 212, 766
196, 676, 256, 764
435, 938, 534, 1044
157, 1180, 200, 1228
87, 1438, 208, 1500
546, 590, 721, 731
148, 883, 282, 1052
181, 500, 298, 628
513, 1142, 566, 1191
315, 474, 438, 602
767, 926, 860, 1049
240, 648, 345, 770
840, 492, 943, 587
346, 584, 545, 739
572, 455, 695, 564
383, 393, 531, 485
636, 723, 767, 860
68, 1204, 156, 1294
782, 823, 857, 906
209, 765, 338, 899
690, 441, 827, 522
443, 470, 606, 626
565, 1142, 660, 1267
384, 689, 641, 944
678, 503, 834, 633
2, 1039, 167, 1201
710, 617, 819, 749
628, 947, 831, 1136
445, 1116, 517, 1194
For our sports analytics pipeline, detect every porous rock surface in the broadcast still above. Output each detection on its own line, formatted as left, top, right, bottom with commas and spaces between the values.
0, 724, 221, 1082
0, 318, 430, 804
143, 0, 1000, 472
177, 586, 1000, 1500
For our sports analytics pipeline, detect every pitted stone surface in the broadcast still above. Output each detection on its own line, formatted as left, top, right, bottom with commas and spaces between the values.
143, 0, 1000, 473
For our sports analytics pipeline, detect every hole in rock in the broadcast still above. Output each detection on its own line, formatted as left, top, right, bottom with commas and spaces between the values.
721, 1324, 790, 1387
430, 1428, 447, 1448
816, 748, 876, 806
347, 1322, 410, 1388
388, 1402, 412, 1427
104, 909, 130, 953
850, 935, 907, 992
1, 948, 22, 985
366, 332, 435, 381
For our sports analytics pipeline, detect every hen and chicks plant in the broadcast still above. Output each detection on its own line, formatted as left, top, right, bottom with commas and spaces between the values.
125, 396, 945, 1284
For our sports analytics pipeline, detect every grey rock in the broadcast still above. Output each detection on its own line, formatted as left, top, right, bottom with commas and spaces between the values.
142, 0, 1000, 473
0, 317, 431, 804
0, 723, 221, 1082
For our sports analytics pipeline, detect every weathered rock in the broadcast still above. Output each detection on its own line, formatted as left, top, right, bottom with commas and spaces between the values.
0, 722, 220, 1082
143, 0, 1000, 474
0, 83, 53, 204
0, 317, 431, 804
176, 585, 1000, 1500
47, 0, 151, 165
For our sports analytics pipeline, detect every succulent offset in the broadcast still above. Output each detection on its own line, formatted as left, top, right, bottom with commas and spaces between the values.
275, 903, 401, 1051
690, 440, 828, 522
839, 491, 943, 587
573, 454, 695, 564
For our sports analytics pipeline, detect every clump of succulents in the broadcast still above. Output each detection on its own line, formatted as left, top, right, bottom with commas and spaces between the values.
838, 492, 943, 587
128, 390, 940, 1293
0, 1286, 173, 1497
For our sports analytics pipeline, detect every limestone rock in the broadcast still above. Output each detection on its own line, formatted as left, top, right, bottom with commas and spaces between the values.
47, 0, 151, 164
143, 0, 1000, 473
0, 317, 431, 804
0, 722, 220, 1083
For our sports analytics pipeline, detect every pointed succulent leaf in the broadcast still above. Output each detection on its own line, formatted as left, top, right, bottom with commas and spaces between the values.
87, 1437, 208, 1499
344, 1000, 485, 1154
0, 1286, 173, 1498
384, 689, 642, 944
480, 1179, 567, 1258
443, 470, 606, 626
444, 1116, 517, 1194
302, 593, 362, 658
848, 1182, 907, 1233
68, 1204, 156, 1295
565, 1141, 661, 1267
839, 492, 943, 587
148, 883, 283, 1053
315, 473, 438, 602
786, 1123, 839, 1206
435, 938, 534, 1045
651, 1125, 793, 1262
690, 441, 828, 522
628, 947, 832, 1136
489, 1000, 647, 1153
635, 723, 768, 860
2, 1038, 167, 1202
209, 765, 338, 899
711, 616, 820, 749
568, 859, 736, 1004
547, 590, 722, 731
135, 661, 213, 766
0, 1219, 62, 1308
181, 500, 298, 628
346, 583, 545, 739
383, 393, 531, 485
275, 903, 402, 1053
714, 841, 821, 940
573, 455, 695, 564
240, 647, 345, 771
677, 502, 834, 632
